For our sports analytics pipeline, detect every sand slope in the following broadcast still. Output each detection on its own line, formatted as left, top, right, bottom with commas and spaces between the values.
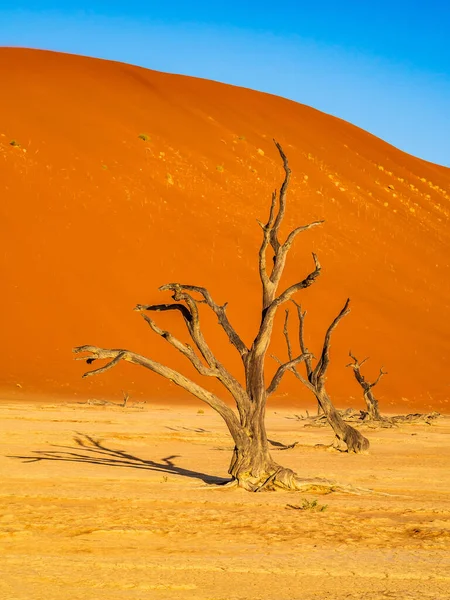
0, 48, 449, 411
1, 401, 449, 599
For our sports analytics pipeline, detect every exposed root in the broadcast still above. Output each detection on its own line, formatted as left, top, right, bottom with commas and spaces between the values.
201, 469, 395, 495
325, 437, 351, 452
272, 467, 374, 495
228, 466, 384, 495
199, 479, 239, 490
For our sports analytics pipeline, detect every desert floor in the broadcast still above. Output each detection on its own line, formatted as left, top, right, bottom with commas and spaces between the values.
1, 400, 449, 600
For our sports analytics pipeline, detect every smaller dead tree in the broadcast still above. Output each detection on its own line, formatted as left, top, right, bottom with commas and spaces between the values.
347, 353, 386, 420
346, 355, 440, 426
280, 301, 370, 453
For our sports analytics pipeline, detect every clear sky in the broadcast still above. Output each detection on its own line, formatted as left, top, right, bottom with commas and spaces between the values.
1, 1, 449, 166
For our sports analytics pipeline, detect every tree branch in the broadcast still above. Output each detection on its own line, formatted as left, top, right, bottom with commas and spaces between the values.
253, 141, 323, 360
264, 253, 321, 322
252, 254, 322, 359
283, 310, 294, 362
140, 286, 250, 417
160, 284, 248, 358
313, 299, 351, 385
270, 221, 324, 285
291, 302, 313, 378
77, 351, 126, 377
371, 367, 388, 388
134, 302, 192, 322
140, 313, 215, 377
257, 190, 278, 306
271, 353, 315, 393
269, 140, 291, 255
281, 308, 316, 391
266, 352, 312, 396
73, 345, 244, 445
283, 221, 325, 251
257, 142, 323, 302
347, 352, 369, 369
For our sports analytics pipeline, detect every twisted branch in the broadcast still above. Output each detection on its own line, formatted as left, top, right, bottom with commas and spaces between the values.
280, 310, 316, 392
160, 283, 248, 358
312, 299, 351, 386
136, 288, 249, 416
140, 313, 215, 377
292, 301, 313, 378
73, 345, 245, 444
269, 141, 291, 254
266, 352, 312, 396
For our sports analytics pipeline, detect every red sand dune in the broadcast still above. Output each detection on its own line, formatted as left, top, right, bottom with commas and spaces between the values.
1, 48, 449, 412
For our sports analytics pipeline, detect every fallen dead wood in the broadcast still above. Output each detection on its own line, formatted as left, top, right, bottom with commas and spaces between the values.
289, 409, 441, 429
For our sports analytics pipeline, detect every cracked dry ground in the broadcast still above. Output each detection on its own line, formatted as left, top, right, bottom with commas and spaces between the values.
1, 402, 449, 599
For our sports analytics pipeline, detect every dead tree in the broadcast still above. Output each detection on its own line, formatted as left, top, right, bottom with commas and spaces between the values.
73, 141, 362, 492
347, 353, 387, 420
281, 303, 370, 453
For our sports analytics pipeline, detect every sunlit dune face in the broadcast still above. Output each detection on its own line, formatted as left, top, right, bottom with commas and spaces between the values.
1, 48, 449, 412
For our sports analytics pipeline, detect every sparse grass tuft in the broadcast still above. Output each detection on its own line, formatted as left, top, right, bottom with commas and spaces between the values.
197, 409, 205, 414
286, 498, 328, 512
9, 140, 20, 147
216, 165, 224, 172
138, 133, 150, 142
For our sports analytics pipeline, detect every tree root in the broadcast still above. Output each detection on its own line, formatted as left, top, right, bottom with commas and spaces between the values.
271, 467, 376, 495
201, 470, 393, 495
202, 466, 385, 495
199, 479, 240, 490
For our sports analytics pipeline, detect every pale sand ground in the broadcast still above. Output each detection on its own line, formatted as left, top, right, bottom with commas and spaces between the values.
1, 401, 449, 600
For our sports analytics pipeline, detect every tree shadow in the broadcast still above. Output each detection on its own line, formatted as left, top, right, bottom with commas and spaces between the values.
9, 433, 228, 485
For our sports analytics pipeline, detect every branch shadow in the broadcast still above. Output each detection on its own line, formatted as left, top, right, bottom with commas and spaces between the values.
9, 433, 228, 485
165, 426, 211, 433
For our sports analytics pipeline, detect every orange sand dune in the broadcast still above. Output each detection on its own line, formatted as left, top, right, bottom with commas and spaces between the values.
1, 48, 449, 412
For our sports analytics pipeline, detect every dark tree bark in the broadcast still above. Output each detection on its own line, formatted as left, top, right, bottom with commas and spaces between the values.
347, 353, 387, 420
279, 303, 370, 453
73, 141, 363, 492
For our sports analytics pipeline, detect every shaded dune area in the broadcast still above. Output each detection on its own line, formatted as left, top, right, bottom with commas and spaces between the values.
1, 47, 449, 412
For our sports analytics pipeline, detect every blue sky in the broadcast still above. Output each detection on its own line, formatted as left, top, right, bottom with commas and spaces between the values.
1, 1, 449, 166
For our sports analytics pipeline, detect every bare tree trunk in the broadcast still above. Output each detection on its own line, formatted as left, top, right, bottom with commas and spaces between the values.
347, 354, 386, 420
315, 388, 369, 452
228, 410, 278, 488
363, 389, 382, 420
